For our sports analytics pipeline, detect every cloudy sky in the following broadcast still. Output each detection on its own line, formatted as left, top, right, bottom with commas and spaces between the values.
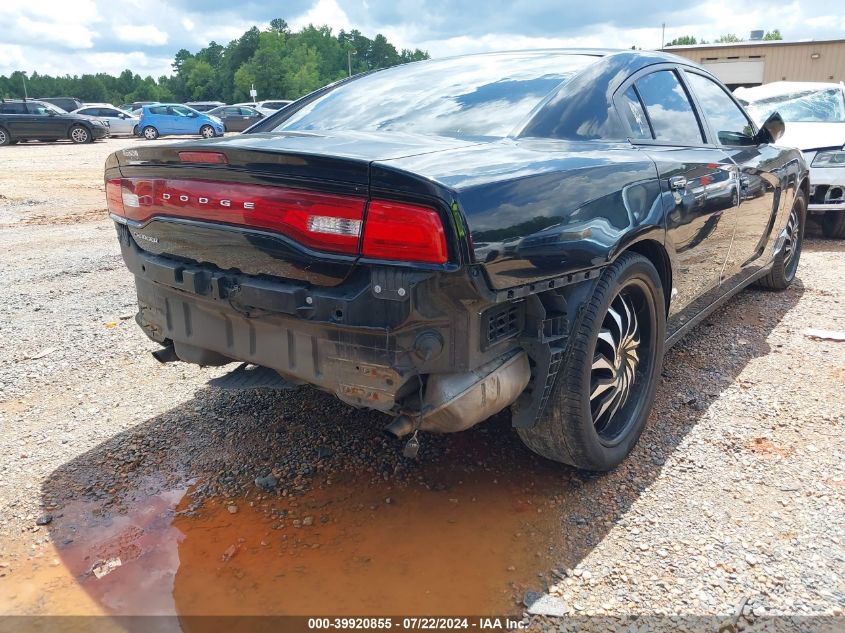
3, 0, 845, 77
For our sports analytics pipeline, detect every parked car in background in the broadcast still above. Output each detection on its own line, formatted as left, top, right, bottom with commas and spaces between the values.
36, 96, 83, 113
186, 101, 226, 112
120, 101, 158, 113
205, 105, 264, 132
736, 81, 845, 238
256, 100, 293, 110
233, 101, 276, 116
105, 50, 807, 472
1, 99, 108, 145
138, 103, 225, 140
71, 104, 140, 136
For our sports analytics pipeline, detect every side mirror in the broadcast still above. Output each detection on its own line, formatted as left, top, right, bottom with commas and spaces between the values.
755, 111, 785, 144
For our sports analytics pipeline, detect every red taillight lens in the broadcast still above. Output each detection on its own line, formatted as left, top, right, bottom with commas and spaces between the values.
362, 200, 448, 264
106, 178, 365, 254
106, 178, 125, 216
106, 178, 450, 264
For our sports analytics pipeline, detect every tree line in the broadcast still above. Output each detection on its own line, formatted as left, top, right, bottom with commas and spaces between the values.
0, 19, 428, 105
665, 30, 782, 47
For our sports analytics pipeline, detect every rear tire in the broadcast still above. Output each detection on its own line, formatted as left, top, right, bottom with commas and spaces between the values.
0, 127, 11, 146
200, 125, 215, 138
517, 252, 666, 471
142, 126, 159, 140
69, 125, 91, 144
756, 190, 806, 289
821, 210, 845, 239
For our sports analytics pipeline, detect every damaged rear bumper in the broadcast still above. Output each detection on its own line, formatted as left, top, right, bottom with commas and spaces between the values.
116, 223, 530, 424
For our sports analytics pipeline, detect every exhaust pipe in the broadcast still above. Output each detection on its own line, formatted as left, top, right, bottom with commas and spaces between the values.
384, 415, 415, 438
385, 350, 531, 437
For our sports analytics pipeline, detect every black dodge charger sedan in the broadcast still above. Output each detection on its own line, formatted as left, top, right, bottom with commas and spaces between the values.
105, 50, 807, 471
0, 99, 109, 145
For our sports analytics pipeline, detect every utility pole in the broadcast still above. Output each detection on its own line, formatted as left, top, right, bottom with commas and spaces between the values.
22, 74, 28, 100
660, 23, 665, 51
347, 49, 356, 77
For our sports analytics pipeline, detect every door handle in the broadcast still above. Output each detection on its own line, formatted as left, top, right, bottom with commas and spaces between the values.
669, 176, 687, 191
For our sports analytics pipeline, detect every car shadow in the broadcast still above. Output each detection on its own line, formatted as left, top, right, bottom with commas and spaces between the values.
36, 279, 804, 621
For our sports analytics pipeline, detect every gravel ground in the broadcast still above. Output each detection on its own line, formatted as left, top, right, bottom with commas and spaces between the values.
0, 138, 843, 627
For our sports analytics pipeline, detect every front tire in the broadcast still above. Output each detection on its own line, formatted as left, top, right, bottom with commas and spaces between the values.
0, 127, 10, 146
821, 210, 845, 239
757, 190, 806, 289
142, 126, 159, 140
518, 252, 666, 471
200, 125, 215, 139
133, 125, 140, 137
69, 125, 91, 144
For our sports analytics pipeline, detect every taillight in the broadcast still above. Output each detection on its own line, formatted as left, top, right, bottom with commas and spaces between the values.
105, 178, 365, 254
106, 178, 450, 264
362, 200, 448, 264
106, 178, 124, 216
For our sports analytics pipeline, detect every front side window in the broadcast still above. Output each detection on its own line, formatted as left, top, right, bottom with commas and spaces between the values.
223, 107, 241, 116
635, 70, 703, 145
27, 103, 54, 116
171, 106, 194, 117
686, 72, 755, 145
148, 106, 168, 115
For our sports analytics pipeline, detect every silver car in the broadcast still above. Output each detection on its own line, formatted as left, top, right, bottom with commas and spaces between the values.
71, 104, 140, 136
736, 81, 845, 239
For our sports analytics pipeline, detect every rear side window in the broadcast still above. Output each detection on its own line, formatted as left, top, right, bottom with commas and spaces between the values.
0, 103, 26, 114
619, 87, 652, 139
635, 70, 703, 145
685, 72, 755, 145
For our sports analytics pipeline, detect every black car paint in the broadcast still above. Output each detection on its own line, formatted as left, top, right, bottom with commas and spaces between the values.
0, 101, 109, 143
106, 49, 807, 420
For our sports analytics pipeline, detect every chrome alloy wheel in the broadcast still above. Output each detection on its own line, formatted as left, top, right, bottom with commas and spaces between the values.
71, 127, 89, 143
590, 287, 643, 439
783, 205, 801, 269
0, 128, 7, 144
200, 125, 215, 138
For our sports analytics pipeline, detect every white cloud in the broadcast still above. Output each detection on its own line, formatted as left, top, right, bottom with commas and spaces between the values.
289, 0, 353, 32
113, 24, 169, 46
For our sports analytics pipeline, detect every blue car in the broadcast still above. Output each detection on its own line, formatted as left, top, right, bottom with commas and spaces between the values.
138, 104, 225, 140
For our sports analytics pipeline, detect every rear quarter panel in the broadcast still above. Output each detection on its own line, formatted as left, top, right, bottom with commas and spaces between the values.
374, 138, 664, 290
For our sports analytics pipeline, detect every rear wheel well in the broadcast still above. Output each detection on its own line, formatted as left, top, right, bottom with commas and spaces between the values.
623, 239, 671, 315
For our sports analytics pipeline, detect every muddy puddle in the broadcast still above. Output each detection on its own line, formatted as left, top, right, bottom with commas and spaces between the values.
2, 467, 566, 620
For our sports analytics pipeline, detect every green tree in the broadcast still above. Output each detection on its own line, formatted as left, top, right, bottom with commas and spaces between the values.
763, 29, 783, 40
664, 35, 697, 47
716, 34, 743, 43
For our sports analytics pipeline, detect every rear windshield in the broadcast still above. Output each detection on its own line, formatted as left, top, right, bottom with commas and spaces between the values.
745, 88, 845, 123
271, 53, 593, 138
